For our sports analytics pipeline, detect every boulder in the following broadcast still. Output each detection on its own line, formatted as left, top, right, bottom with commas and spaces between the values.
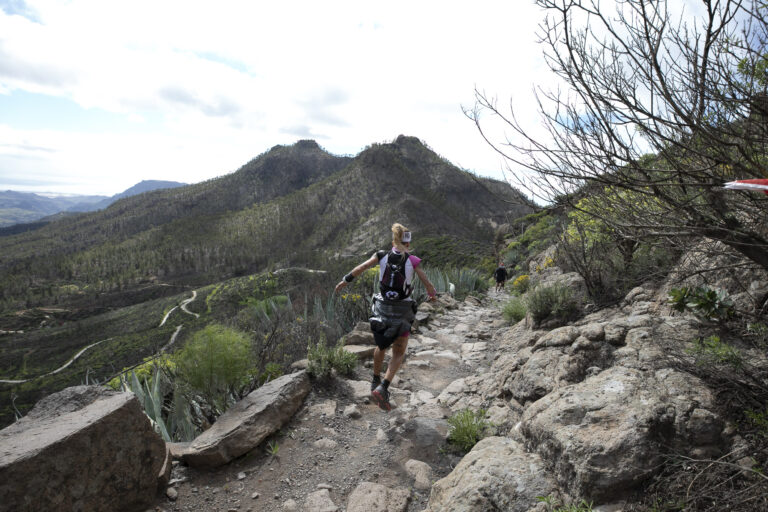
347, 481, 410, 512
344, 344, 377, 359
183, 371, 310, 468
579, 323, 605, 341
404, 459, 433, 490
465, 295, 482, 306
343, 325, 375, 346
532, 326, 580, 351
425, 437, 558, 512
520, 366, 723, 500
0, 385, 165, 512
436, 294, 457, 309
418, 301, 435, 313
498, 323, 543, 352
304, 488, 339, 511
506, 346, 609, 404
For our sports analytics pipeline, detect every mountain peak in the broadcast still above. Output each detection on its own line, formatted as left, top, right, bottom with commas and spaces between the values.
393, 134, 424, 147
294, 139, 320, 150
268, 140, 322, 155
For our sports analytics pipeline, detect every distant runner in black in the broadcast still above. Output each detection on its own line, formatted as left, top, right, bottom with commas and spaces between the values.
335, 223, 437, 411
494, 262, 507, 292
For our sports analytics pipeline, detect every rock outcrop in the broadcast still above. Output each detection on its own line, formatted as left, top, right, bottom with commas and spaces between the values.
519, 366, 722, 500
0, 385, 165, 512
426, 437, 557, 512
182, 370, 310, 468
430, 282, 729, 508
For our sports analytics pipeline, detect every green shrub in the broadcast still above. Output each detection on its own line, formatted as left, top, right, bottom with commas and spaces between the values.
502, 297, 527, 324
329, 342, 358, 376
526, 283, 580, 326
173, 323, 252, 411
687, 335, 743, 368
306, 340, 333, 379
537, 496, 594, 512
668, 286, 734, 323
259, 362, 283, 384
510, 274, 530, 295
746, 322, 768, 349
107, 354, 175, 390
447, 408, 488, 452
307, 339, 358, 379
745, 408, 768, 437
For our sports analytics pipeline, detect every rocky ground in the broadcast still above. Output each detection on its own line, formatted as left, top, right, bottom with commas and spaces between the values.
148, 290, 508, 512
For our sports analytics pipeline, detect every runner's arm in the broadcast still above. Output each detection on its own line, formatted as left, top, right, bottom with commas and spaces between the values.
334, 254, 379, 293
414, 266, 437, 301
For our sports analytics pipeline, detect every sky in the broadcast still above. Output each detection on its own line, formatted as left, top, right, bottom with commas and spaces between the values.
0, 0, 556, 197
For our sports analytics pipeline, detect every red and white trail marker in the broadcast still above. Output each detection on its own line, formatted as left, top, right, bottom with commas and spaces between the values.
723, 179, 768, 195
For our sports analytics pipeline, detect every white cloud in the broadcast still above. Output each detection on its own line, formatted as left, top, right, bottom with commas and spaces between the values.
0, 0, 555, 195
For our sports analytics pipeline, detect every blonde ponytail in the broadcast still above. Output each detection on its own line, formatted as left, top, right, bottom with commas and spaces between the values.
391, 223, 410, 254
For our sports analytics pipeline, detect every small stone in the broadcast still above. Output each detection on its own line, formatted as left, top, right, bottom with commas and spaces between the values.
192, 487, 198, 493
343, 404, 363, 419
166, 487, 178, 501
251, 492, 260, 499
237, 472, 247, 480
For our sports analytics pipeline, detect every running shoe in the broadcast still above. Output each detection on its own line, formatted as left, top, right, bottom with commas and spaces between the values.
371, 383, 392, 412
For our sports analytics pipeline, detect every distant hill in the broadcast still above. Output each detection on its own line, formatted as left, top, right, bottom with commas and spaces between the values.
0, 190, 105, 227
0, 136, 533, 314
0, 180, 187, 229
66, 180, 188, 212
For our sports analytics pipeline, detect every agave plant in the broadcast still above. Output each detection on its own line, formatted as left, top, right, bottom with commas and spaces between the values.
412, 267, 488, 301
121, 367, 198, 442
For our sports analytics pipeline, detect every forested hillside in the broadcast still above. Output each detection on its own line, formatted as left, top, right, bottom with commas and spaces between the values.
0, 136, 532, 316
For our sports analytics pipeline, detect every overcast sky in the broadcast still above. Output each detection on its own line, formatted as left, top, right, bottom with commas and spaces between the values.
0, 0, 555, 196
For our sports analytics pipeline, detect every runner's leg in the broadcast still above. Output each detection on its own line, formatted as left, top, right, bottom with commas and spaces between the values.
384, 336, 408, 382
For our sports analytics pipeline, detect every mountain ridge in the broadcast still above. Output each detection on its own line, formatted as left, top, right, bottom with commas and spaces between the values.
0, 135, 532, 316
0, 180, 188, 230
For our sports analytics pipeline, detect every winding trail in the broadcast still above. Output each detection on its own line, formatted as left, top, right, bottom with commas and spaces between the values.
1, 290, 201, 385
0, 338, 111, 384
159, 306, 179, 327
160, 325, 184, 353
180, 291, 199, 318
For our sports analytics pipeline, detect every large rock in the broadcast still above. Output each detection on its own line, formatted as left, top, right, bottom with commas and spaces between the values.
0, 385, 165, 512
343, 322, 375, 346
344, 344, 377, 359
347, 481, 410, 512
507, 347, 586, 403
304, 488, 339, 511
183, 371, 310, 468
520, 366, 723, 500
425, 437, 557, 512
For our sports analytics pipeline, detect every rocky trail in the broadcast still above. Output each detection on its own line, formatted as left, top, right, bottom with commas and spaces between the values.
6, 263, 763, 511
149, 290, 509, 512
